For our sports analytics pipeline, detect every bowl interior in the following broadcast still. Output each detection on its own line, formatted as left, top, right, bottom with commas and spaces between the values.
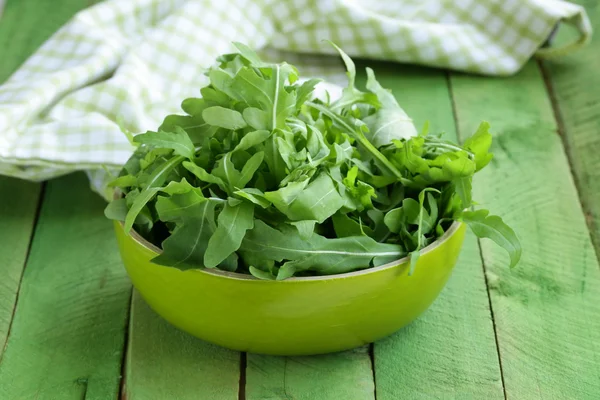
121, 219, 463, 281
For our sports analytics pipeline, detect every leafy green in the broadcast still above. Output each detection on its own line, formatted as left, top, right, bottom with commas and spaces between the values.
152, 199, 217, 269
202, 106, 247, 130
461, 209, 521, 268
104, 198, 129, 221
123, 155, 185, 233
151, 179, 222, 269
204, 201, 254, 268
105, 42, 522, 279
239, 221, 405, 279
108, 174, 137, 188
463, 122, 494, 171
328, 42, 379, 111
363, 67, 417, 146
133, 127, 195, 160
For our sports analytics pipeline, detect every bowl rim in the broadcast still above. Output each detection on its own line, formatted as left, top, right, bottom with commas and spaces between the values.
119, 218, 462, 282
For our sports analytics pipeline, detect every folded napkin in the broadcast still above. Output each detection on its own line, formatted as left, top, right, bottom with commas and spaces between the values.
0, 0, 591, 198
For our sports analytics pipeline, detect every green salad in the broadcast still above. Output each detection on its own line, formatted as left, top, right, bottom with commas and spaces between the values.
105, 42, 521, 279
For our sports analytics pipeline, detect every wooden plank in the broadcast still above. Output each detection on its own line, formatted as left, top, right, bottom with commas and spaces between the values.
124, 291, 241, 400
374, 233, 504, 399
0, 173, 131, 399
361, 63, 505, 399
450, 61, 600, 398
540, 1, 600, 255
0, 178, 41, 356
0, 0, 84, 373
246, 346, 374, 400
0, 0, 93, 79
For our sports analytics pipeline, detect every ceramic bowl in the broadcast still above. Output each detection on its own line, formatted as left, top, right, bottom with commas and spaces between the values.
114, 221, 466, 355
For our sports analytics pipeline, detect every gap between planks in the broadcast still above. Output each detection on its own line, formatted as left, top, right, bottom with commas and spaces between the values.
368, 343, 377, 400
239, 352, 247, 400
537, 59, 600, 267
0, 182, 45, 364
118, 288, 134, 400
446, 73, 508, 400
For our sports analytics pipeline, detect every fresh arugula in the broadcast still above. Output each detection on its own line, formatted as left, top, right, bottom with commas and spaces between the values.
106, 43, 522, 279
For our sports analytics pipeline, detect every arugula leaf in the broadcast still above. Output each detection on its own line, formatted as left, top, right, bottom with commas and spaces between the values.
155, 179, 208, 222
211, 152, 241, 192
363, 67, 418, 146
454, 177, 472, 209
133, 127, 195, 160
233, 188, 271, 208
408, 250, 420, 276
295, 78, 321, 108
239, 221, 405, 277
158, 99, 219, 144
232, 130, 271, 152
463, 122, 494, 171
416, 188, 440, 242
123, 155, 185, 234
328, 42, 380, 111
238, 151, 264, 188
108, 174, 137, 188
202, 106, 247, 130
183, 161, 226, 191
264, 178, 309, 212
341, 165, 376, 211
242, 108, 269, 130
204, 201, 255, 268
200, 88, 232, 107
384, 207, 405, 234
461, 209, 521, 268
122, 189, 154, 236
289, 220, 317, 240
208, 68, 239, 101
332, 213, 373, 237
263, 135, 287, 183
104, 198, 129, 222
305, 101, 403, 178
152, 200, 218, 269
230, 64, 297, 130
249, 266, 276, 280
232, 42, 270, 67
269, 173, 344, 223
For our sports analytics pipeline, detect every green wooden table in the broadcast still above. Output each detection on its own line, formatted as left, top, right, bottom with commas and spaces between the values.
1, 1, 600, 399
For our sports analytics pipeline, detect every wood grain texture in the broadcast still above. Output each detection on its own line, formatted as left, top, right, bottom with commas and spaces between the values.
451, 61, 600, 399
541, 0, 600, 255
124, 291, 241, 400
358, 62, 504, 400
0, 173, 131, 399
0, 0, 93, 80
0, 178, 41, 357
246, 346, 374, 400
0, 0, 94, 379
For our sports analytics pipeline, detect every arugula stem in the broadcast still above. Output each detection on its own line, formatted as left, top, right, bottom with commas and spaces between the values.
305, 102, 403, 179
424, 139, 474, 159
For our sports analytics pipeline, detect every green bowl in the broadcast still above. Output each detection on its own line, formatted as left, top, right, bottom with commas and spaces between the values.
114, 221, 466, 356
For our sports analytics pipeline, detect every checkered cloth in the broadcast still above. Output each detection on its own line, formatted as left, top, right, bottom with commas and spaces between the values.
0, 0, 591, 199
